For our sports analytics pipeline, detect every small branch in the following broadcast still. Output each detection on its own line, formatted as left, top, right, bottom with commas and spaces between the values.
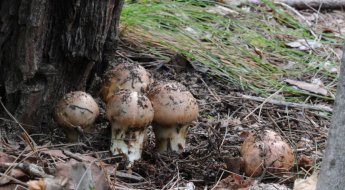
241, 94, 332, 112
276, 0, 345, 9
113, 171, 144, 181
62, 150, 85, 162
1, 162, 53, 178
0, 172, 28, 187
243, 89, 282, 120
0, 98, 37, 151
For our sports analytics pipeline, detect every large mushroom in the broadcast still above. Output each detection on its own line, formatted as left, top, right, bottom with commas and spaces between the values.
106, 90, 154, 164
148, 82, 199, 153
240, 129, 294, 177
54, 91, 99, 142
100, 63, 153, 103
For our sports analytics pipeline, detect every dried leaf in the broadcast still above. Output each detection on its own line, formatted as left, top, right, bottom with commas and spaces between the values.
285, 79, 328, 96
206, 5, 238, 16
0, 152, 26, 185
249, 183, 290, 190
293, 172, 319, 190
0, 184, 27, 190
286, 39, 322, 50
27, 179, 45, 190
322, 61, 338, 74
298, 154, 315, 169
172, 182, 195, 190
213, 174, 256, 190
53, 160, 110, 190
41, 150, 68, 159
224, 157, 244, 174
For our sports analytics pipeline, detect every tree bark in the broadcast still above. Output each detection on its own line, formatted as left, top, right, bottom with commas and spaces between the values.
0, 0, 124, 130
316, 47, 345, 189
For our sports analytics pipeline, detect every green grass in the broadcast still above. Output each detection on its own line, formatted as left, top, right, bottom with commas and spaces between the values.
120, 0, 341, 101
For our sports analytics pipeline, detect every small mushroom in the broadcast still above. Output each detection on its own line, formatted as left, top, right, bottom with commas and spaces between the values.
100, 63, 153, 103
106, 90, 154, 164
240, 129, 294, 177
54, 91, 99, 142
148, 82, 199, 153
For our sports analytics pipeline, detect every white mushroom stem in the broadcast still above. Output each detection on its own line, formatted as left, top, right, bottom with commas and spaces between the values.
111, 124, 147, 163
154, 124, 189, 153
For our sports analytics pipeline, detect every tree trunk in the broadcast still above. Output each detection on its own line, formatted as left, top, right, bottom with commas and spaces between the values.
0, 0, 124, 131
316, 47, 345, 189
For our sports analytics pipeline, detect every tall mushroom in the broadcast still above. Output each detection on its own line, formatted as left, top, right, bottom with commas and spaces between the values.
148, 82, 199, 153
106, 90, 154, 164
100, 63, 153, 103
54, 91, 99, 142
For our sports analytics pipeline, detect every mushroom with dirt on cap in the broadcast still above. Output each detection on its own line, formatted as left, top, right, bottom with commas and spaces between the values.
100, 63, 153, 103
240, 129, 294, 177
106, 90, 154, 165
148, 82, 199, 153
54, 91, 100, 142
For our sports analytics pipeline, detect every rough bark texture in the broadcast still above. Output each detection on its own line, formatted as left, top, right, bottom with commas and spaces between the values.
0, 0, 124, 130
316, 47, 345, 189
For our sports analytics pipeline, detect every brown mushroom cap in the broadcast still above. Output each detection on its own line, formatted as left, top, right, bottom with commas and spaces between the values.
106, 90, 154, 128
240, 129, 294, 176
54, 91, 99, 129
148, 82, 199, 126
100, 63, 153, 103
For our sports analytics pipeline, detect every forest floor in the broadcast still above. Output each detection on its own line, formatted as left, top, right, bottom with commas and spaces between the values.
1, 1, 344, 190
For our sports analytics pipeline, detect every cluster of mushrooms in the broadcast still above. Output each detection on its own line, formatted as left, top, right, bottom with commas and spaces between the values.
54, 63, 199, 166
54, 63, 294, 175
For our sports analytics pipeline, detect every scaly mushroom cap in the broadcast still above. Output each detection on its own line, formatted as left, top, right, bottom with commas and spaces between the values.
106, 90, 154, 128
100, 63, 153, 103
240, 129, 294, 177
54, 91, 99, 129
148, 82, 199, 126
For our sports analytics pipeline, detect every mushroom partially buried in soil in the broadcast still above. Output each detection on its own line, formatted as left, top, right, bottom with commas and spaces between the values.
240, 129, 294, 177
100, 63, 153, 103
148, 82, 199, 153
106, 90, 154, 164
54, 91, 100, 142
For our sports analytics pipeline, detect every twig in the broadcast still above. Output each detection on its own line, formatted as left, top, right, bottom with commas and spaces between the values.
0, 172, 28, 187
111, 170, 144, 181
200, 77, 221, 102
276, 2, 319, 39
62, 150, 85, 162
243, 89, 282, 120
1, 162, 53, 178
177, 152, 213, 164
0, 98, 36, 151
75, 162, 93, 190
95, 153, 113, 188
210, 170, 225, 190
241, 94, 332, 112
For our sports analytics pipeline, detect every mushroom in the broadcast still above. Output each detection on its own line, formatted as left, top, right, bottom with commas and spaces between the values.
240, 129, 294, 177
106, 90, 154, 163
100, 63, 153, 103
54, 91, 100, 142
148, 82, 199, 153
